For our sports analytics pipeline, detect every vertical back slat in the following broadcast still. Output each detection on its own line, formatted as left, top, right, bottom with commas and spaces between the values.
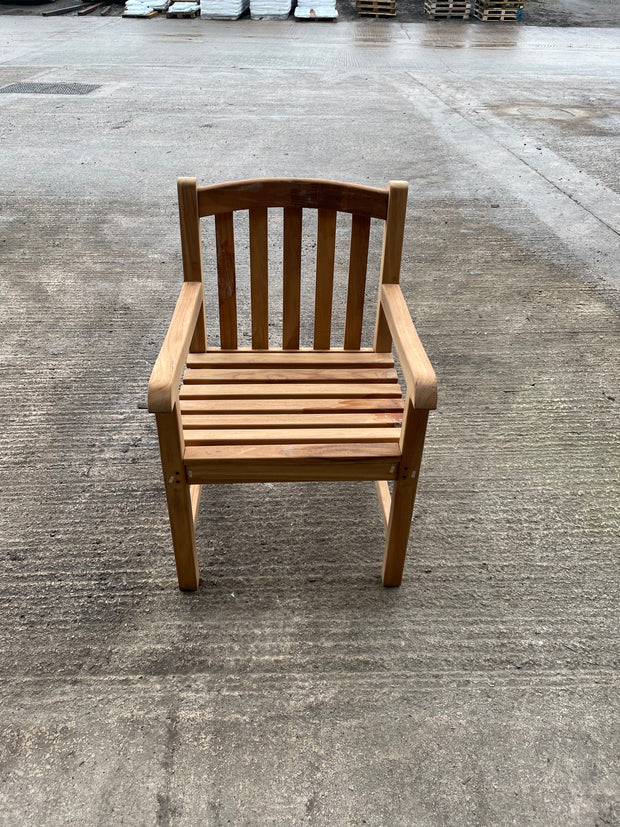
374, 180, 408, 353
313, 208, 337, 349
344, 213, 371, 350
178, 177, 206, 352
282, 206, 302, 350
249, 207, 269, 349
215, 211, 237, 349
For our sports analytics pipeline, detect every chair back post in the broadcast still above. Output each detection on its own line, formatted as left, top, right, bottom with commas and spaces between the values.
373, 180, 408, 354
178, 177, 207, 352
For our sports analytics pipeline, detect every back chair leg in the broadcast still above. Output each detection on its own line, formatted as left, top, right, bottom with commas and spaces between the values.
156, 408, 200, 591
382, 407, 429, 586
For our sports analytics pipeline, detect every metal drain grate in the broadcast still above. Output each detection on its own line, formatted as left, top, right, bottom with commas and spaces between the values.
0, 82, 100, 96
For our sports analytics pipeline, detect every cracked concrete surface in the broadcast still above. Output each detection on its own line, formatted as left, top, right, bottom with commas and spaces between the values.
0, 18, 619, 827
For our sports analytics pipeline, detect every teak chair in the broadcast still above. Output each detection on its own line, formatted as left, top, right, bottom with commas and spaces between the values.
147, 178, 437, 591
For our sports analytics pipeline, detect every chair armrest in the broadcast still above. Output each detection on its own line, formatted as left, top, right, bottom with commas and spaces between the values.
147, 282, 204, 413
380, 284, 437, 410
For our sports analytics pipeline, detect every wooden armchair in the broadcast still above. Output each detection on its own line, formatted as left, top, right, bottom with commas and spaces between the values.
147, 178, 437, 590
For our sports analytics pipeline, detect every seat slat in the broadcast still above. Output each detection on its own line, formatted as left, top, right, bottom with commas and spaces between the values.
314, 208, 337, 349
182, 412, 402, 429
344, 214, 371, 349
249, 207, 269, 349
179, 397, 405, 414
215, 211, 237, 349
200, 346, 378, 353
186, 351, 394, 368
283, 206, 302, 349
182, 368, 398, 384
179, 383, 403, 399
184, 442, 401, 484
183, 427, 401, 446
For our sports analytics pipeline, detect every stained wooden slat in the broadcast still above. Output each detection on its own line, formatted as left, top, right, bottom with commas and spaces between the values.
187, 351, 394, 368
183, 368, 398, 384
249, 207, 269, 349
283, 206, 302, 349
344, 213, 371, 350
183, 427, 401, 446
314, 208, 337, 349
200, 347, 377, 353
179, 383, 403, 399
197, 179, 389, 220
185, 442, 401, 484
180, 397, 405, 415
182, 413, 403, 429
215, 211, 237, 349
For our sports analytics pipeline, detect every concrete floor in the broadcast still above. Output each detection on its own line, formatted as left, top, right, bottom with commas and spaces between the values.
2, 0, 620, 26
0, 17, 619, 827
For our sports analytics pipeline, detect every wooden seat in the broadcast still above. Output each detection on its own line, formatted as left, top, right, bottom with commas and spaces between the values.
148, 177, 437, 591
180, 350, 404, 482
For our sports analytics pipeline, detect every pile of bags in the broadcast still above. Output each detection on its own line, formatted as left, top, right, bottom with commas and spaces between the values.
249, 0, 293, 18
201, 0, 249, 18
294, 0, 336, 17
123, 0, 157, 15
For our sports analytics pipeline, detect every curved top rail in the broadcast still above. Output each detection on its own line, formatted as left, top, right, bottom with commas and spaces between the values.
197, 178, 389, 219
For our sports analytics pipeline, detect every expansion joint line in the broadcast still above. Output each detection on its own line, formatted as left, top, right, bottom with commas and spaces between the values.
405, 71, 620, 239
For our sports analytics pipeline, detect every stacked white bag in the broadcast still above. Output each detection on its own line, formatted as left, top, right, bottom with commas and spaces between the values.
123, 0, 155, 15
293, 0, 336, 17
250, 0, 293, 18
201, 0, 248, 18
167, 1, 200, 12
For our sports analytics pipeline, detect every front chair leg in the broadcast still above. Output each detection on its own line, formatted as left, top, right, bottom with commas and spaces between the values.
382, 407, 429, 586
156, 408, 199, 591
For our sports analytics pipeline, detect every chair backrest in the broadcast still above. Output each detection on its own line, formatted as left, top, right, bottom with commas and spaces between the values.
177, 177, 408, 351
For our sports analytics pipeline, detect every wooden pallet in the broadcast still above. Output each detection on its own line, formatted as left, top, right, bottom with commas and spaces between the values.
425, 1, 471, 9
473, 3, 522, 19
425, 1, 470, 19
43, 2, 95, 15
356, 0, 395, 16
250, 12, 291, 18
